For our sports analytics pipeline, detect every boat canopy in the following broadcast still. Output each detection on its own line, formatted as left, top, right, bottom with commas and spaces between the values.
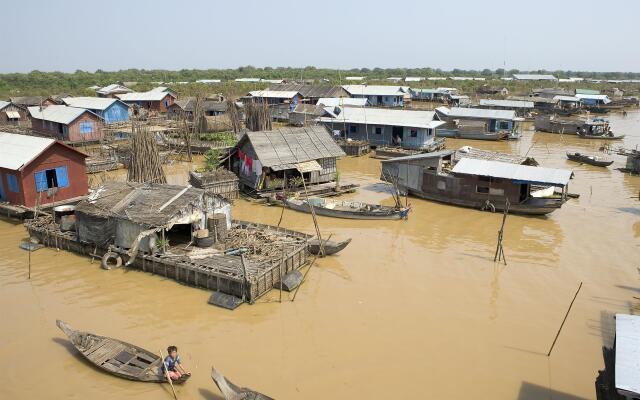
451, 158, 573, 187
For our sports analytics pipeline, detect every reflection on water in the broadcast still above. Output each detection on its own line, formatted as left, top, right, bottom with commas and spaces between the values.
1, 111, 639, 400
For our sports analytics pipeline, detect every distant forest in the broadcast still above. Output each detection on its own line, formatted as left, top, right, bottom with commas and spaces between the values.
1, 67, 639, 98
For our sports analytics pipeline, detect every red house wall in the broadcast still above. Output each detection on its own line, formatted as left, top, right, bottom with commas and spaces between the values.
0, 167, 26, 205
30, 112, 104, 143
19, 143, 88, 208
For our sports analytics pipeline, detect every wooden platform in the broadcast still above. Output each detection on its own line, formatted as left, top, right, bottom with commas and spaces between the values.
25, 218, 311, 305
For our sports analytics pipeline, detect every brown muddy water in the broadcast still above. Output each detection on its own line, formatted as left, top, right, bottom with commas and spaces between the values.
2, 111, 640, 399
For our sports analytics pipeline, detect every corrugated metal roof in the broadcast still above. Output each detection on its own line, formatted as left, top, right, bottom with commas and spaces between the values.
342, 85, 406, 96
451, 158, 572, 186
117, 90, 175, 102
0, 131, 56, 170
63, 97, 127, 111
240, 126, 345, 170
268, 84, 346, 99
436, 107, 516, 120
575, 89, 600, 95
0, 100, 10, 110
575, 94, 611, 103
553, 95, 581, 102
380, 150, 454, 163
508, 96, 558, 104
247, 90, 300, 99
512, 74, 558, 80
479, 99, 534, 108
28, 105, 95, 125
96, 84, 133, 95
615, 313, 640, 396
318, 107, 446, 130
317, 97, 368, 107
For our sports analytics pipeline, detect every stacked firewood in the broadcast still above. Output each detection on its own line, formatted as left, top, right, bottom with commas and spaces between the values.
127, 121, 167, 184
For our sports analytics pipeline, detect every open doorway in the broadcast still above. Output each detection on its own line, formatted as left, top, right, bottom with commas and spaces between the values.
392, 126, 404, 145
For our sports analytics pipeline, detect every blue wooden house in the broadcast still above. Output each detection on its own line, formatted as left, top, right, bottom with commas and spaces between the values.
342, 85, 407, 107
63, 97, 130, 124
318, 107, 445, 149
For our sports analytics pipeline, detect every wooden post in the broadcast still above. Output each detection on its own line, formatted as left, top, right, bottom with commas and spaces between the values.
493, 199, 509, 265
547, 282, 583, 356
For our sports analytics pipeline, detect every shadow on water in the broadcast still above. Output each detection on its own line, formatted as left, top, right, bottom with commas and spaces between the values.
199, 388, 225, 400
517, 381, 589, 400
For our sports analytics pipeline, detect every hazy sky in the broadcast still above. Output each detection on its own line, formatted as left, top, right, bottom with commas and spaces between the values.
1, 0, 638, 73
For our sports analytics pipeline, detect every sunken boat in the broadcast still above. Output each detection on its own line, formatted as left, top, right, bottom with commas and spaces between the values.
380, 149, 573, 216
211, 367, 273, 400
56, 320, 190, 383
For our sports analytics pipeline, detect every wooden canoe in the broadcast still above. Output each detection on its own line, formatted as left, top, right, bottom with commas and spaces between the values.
308, 238, 352, 256
283, 197, 409, 220
211, 367, 273, 400
566, 152, 614, 167
577, 132, 625, 140
56, 320, 190, 384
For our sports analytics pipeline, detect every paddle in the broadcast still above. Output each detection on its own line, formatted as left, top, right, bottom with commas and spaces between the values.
159, 349, 178, 400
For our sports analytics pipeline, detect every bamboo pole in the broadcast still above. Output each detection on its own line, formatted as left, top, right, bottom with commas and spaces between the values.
159, 349, 178, 400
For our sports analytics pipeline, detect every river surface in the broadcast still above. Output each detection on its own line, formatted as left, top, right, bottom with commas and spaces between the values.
1, 111, 639, 399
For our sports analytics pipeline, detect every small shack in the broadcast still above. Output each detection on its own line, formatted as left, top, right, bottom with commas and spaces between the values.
478, 99, 534, 117
75, 181, 231, 250
28, 105, 104, 143
62, 97, 130, 124
167, 97, 228, 119
289, 103, 326, 126
0, 101, 28, 124
116, 89, 176, 113
267, 83, 350, 104
189, 169, 240, 201
232, 126, 345, 194
244, 90, 303, 106
0, 132, 88, 208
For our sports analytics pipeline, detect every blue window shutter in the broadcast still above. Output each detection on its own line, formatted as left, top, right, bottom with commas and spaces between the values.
55, 166, 69, 188
7, 174, 19, 192
34, 171, 48, 192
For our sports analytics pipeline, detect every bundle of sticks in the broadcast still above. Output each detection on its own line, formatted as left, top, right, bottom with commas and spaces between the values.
224, 227, 305, 263
244, 101, 272, 131
127, 121, 167, 184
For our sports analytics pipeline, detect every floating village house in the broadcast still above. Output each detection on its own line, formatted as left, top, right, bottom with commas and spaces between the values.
62, 97, 130, 124
268, 83, 350, 104
318, 106, 445, 149
96, 84, 134, 98
409, 87, 459, 102
27, 181, 311, 307
289, 103, 326, 126
0, 100, 28, 123
435, 107, 520, 140
342, 85, 407, 107
508, 96, 557, 112
167, 98, 228, 119
478, 99, 534, 117
380, 150, 573, 215
575, 93, 611, 107
0, 132, 88, 208
231, 126, 345, 194
116, 87, 176, 113
28, 105, 104, 143
244, 90, 303, 106
9, 96, 48, 107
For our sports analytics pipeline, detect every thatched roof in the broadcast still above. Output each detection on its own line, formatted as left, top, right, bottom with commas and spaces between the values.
238, 126, 345, 171
75, 181, 224, 227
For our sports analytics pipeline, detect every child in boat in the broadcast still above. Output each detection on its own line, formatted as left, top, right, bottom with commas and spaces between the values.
163, 346, 190, 381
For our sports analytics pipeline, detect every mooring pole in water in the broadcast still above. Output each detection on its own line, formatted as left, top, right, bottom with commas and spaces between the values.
28, 246, 31, 280
547, 281, 583, 357
493, 199, 509, 265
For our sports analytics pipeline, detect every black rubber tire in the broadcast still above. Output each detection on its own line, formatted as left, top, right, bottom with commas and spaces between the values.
101, 252, 122, 270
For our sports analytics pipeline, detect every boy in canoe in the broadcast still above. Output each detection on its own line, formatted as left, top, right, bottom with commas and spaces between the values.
163, 345, 190, 381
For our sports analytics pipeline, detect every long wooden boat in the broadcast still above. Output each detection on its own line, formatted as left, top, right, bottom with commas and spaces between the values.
566, 152, 614, 167
211, 367, 273, 400
308, 238, 352, 255
577, 132, 625, 140
283, 197, 409, 220
56, 320, 190, 384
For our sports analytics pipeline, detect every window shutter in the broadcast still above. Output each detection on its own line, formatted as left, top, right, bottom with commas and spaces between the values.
34, 171, 48, 192
55, 166, 69, 188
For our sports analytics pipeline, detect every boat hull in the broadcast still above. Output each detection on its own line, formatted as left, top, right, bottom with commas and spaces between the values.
436, 130, 506, 141
284, 199, 406, 220
566, 153, 614, 167
56, 320, 190, 384
307, 238, 352, 255
405, 190, 565, 216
